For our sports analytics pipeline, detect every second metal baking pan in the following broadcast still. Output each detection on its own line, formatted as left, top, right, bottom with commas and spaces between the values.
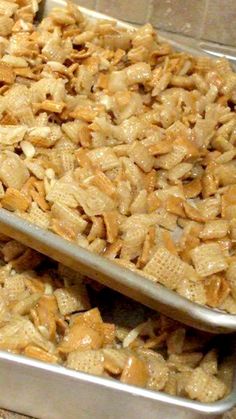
0, 2, 236, 335
0, 274, 235, 419
0, 344, 235, 419
0, 287, 236, 419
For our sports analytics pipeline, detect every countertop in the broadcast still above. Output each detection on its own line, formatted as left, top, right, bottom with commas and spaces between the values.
0, 411, 30, 419
0, 407, 235, 419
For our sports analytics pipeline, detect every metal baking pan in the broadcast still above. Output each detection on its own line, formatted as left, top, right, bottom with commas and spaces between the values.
0, 287, 236, 419
0, 348, 235, 419
0, 2, 235, 335
0, 4, 235, 419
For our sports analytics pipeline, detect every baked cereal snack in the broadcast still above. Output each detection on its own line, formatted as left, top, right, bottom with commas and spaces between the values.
0, 234, 233, 402
0, 0, 236, 312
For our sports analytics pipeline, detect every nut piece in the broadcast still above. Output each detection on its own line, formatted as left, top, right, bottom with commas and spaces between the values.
121, 355, 148, 387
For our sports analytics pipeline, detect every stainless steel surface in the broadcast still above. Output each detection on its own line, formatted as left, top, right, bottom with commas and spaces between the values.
0, 350, 235, 419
